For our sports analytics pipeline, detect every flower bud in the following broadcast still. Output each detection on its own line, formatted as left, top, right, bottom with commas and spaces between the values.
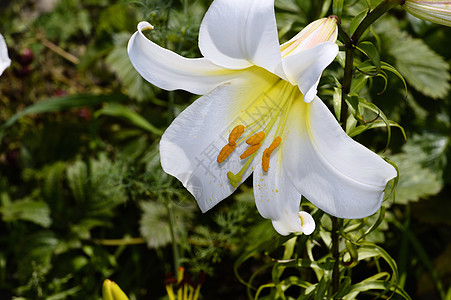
18, 47, 34, 66
281, 15, 338, 57
402, 0, 451, 27
102, 279, 130, 300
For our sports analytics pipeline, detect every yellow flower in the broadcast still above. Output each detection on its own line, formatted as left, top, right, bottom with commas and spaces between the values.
102, 279, 129, 300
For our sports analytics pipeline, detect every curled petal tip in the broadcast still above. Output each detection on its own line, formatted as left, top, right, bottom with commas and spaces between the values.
137, 21, 154, 31
299, 211, 315, 235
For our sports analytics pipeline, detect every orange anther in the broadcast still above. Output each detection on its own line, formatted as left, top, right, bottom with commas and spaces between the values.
262, 152, 270, 172
261, 136, 282, 172
240, 143, 262, 159
228, 125, 245, 144
217, 143, 237, 164
246, 131, 265, 145
267, 136, 282, 153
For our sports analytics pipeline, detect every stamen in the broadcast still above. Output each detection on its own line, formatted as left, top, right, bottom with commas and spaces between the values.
217, 125, 245, 164
267, 136, 282, 153
262, 136, 282, 172
228, 125, 245, 144
240, 143, 262, 159
217, 143, 237, 163
246, 131, 265, 145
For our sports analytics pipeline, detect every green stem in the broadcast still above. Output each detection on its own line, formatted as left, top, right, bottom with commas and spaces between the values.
331, 216, 340, 298
339, 0, 404, 121
351, 0, 404, 43
167, 201, 180, 274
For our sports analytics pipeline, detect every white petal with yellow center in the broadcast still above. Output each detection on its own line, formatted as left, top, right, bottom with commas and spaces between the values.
160, 67, 287, 212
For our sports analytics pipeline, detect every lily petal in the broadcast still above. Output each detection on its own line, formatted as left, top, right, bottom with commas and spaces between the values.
283, 97, 397, 219
298, 211, 315, 235
160, 67, 281, 213
253, 135, 304, 235
0, 34, 11, 76
283, 42, 338, 103
198, 0, 285, 77
128, 22, 240, 95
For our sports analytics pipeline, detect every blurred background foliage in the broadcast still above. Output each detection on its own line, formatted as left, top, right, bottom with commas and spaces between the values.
0, 0, 450, 299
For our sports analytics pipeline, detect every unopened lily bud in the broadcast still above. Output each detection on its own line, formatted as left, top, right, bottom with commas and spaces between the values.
402, 0, 451, 27
102, 279, 130, 300
281, 15, 338, 57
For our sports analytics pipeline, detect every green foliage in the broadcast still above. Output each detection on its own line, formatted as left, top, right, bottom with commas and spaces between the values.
0, 197, 51, 228
389, 153, 442, 204
105, 33, 156, 102
376, 17, 451, 99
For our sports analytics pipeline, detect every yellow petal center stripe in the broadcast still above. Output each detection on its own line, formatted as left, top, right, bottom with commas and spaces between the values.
214, 76, 301, 188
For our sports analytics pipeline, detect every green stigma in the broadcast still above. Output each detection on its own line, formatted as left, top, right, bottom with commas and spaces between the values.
227, 172, 242, 189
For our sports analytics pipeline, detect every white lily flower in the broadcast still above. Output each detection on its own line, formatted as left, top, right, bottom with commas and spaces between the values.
0, 34, 11, 76
402, 0, 451, 27
128, 0, 397, 235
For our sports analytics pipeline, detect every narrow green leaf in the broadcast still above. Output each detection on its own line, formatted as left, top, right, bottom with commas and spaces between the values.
360, 242, 399, 288
358, 99, 392, 150
357, 41, 381, 73
234, 235, 292, 290
314, 277, 328, 300
95, 103, 163, 135
333, 87, 342, 120
333, 0, 344, 18
359, 206, 386, 241
350, 9, 369, 36
0, 93, 126, 132
344, 240, 359, 267
381, 61, 408, 96
345, 280, 411, 299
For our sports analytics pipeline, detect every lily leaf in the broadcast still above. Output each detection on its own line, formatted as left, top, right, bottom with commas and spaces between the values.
0, 93, 126, 135
95, 103, 163, 135
378, 18, 450, 99
389, 153, 442, 204
357, 41, 381, 74
0, 197, 52, 228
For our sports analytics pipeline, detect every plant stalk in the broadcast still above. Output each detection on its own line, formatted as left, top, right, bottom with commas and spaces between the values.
167, 201, 180, 274
331, 216, 340, 297
339, 0, 404, 115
